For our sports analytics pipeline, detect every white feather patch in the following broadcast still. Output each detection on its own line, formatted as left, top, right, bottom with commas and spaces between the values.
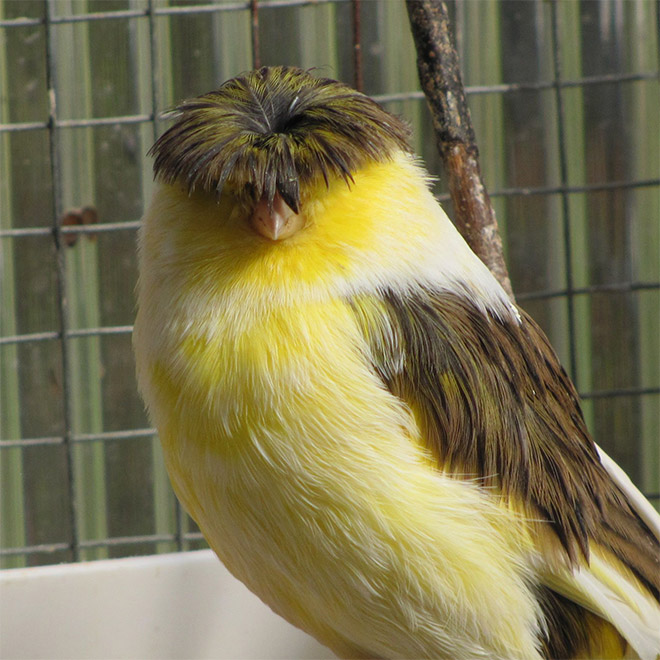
578, 555, 660, 660
595, 444, 660, 543
542, 552, 660, 660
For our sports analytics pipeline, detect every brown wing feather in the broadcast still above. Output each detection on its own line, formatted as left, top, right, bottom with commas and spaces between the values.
349, 287, 660, 601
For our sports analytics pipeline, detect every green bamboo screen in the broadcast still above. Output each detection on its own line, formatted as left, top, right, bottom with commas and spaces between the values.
1, 0, 658, 569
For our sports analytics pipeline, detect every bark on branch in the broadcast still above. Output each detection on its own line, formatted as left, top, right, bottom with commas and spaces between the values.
405, 0, 514, 299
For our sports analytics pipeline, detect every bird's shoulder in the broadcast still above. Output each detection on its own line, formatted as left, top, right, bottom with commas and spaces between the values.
347, 284, 660, 599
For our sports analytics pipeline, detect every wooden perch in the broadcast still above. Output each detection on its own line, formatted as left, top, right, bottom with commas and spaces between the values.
405, 0, 514, 299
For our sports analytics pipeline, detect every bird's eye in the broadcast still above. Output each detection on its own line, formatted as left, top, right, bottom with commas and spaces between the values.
243, 182, 257, 196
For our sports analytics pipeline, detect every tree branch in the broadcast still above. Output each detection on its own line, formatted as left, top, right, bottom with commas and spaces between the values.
405, 0, 514, 299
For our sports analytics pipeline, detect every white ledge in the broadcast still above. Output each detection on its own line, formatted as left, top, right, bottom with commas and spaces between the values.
0, 549, 333, 659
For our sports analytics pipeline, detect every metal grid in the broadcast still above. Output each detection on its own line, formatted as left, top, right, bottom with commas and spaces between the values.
1, 0, 658, 567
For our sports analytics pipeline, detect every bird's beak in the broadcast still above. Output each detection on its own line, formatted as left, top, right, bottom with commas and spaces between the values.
249, 192, 304, 241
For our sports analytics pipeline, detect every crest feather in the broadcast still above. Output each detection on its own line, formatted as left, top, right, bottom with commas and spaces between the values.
150, 66, 412, 209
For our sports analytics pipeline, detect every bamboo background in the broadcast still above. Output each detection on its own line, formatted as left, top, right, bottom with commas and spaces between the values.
1, 0, 658, 569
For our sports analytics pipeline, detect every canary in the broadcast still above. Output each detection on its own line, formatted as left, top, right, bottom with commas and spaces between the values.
133, 66, 660, 660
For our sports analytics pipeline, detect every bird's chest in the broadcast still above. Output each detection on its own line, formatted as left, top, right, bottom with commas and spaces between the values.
148, 296, 364, 535
157, 297, 355, 443
149, 300, 390, 616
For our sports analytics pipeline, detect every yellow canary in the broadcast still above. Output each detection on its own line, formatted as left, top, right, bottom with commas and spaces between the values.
133, 66, 660, 660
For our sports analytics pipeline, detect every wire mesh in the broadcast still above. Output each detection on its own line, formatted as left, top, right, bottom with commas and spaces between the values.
1, 0, 658, 568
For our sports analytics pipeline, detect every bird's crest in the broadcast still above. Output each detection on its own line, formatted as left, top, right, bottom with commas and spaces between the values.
150, 66, 412, 212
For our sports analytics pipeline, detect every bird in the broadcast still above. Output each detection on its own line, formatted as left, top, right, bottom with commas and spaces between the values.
133, 65, 660, 660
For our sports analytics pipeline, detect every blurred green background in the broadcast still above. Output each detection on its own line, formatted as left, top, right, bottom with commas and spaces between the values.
1, 0, 658, 568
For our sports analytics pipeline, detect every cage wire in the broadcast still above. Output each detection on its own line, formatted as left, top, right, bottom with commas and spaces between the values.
0, 0, 658, 569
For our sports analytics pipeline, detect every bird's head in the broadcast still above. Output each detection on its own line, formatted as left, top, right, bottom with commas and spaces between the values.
149, 66, 412, 242
143, 66, 509, 317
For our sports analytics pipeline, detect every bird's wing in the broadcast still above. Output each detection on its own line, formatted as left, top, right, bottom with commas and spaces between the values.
595, 444, 660, 543
544, 445, 660, 660
542, 553, 660, 660
348, 285, 660, 658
